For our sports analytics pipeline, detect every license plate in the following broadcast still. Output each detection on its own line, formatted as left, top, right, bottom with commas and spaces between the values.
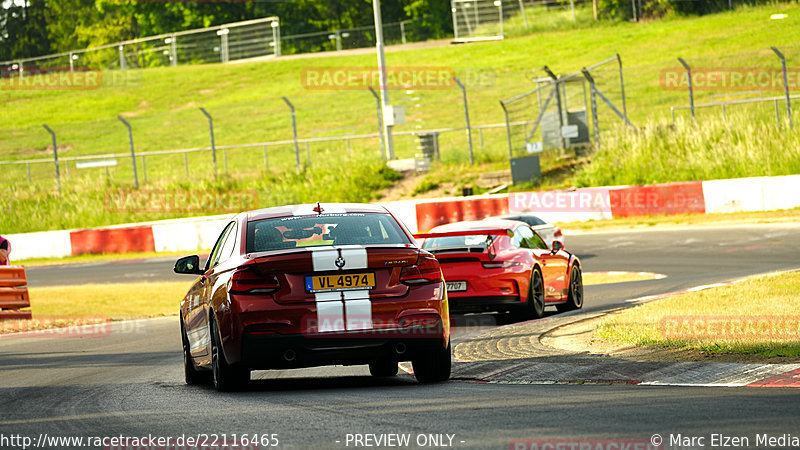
446, 281, 467, 292
305, 273, 376, 293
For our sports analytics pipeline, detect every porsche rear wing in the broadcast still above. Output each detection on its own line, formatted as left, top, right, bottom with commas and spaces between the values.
414, 228, 513, 261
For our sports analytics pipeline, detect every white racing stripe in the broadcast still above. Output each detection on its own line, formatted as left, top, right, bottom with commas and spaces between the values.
310, 246, 372, 332
312, 246, 368, 271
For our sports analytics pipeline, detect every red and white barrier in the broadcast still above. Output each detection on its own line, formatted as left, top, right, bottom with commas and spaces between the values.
8, 174, 800, 260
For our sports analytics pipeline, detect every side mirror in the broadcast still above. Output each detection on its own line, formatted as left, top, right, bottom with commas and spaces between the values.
551, 240, 564, 253
174, 255, 203, 275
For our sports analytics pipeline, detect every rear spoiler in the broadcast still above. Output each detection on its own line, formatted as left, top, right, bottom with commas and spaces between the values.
413, 229, 513, 239
414, 228, 512, 261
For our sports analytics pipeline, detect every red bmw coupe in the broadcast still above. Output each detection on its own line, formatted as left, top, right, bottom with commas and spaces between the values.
415, 219, 583, 319
174, 203, 451, 391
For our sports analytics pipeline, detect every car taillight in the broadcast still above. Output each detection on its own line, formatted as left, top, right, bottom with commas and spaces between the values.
554, 228, 563, 237
400, 256, 443, 285
230, 268, 280, 294
481, 261, 520, 269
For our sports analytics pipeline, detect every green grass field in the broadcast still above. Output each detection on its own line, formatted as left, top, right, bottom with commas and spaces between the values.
596, 271, 800, 357
2, 3, 800, 234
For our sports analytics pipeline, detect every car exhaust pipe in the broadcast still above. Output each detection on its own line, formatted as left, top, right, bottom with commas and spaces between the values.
394, 342, 407, 355
283, 349, 296, 362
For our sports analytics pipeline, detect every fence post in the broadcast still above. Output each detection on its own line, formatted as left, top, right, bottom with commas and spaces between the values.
542, 65, 566, 150
453, 77, 474, 165
400, 21, 407, 44
677, 57, 695, 122
451, 0, 459, 41
616, 53, 628, 124
142, 155, 147, 184
199, 107, 218, 178
27, 163, 31, 184
581, 69, 600, 146
170, 34, 178, 66
118, 116, 139, 189
282, 97, 301, 169
774, 99, 781, 125
118, 45, 127, 70
218, 28, 230, 63
263, 146, 269, 170
771, 46, 792, 128
272, 20, 281, 57
335, 30, 342, 52
518, 0, 528, 27
223, 149, 229, 173
42, 124, 60, 195
500, 101, 513, 161
368, 87, 387, 161
184, 153, 189, 177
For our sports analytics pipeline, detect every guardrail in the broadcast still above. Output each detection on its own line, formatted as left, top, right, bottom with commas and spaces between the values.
0, 266, 31, 321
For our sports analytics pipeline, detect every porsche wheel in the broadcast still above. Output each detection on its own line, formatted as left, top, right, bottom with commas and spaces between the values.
557, 265, 584, 313
412, 340, 451, 383
210, 319, 249, 392
521, 267, 545, 320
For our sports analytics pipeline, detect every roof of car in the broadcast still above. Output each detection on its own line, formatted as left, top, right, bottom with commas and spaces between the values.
428, 219, 525, 233
244, 203, 390, 222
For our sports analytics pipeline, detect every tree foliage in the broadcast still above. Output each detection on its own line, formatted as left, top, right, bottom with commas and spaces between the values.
1, 0, 454, 61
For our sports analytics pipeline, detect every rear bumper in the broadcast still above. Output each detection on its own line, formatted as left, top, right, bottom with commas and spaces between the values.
448, 295, 522, 313
241, 327, 446, 370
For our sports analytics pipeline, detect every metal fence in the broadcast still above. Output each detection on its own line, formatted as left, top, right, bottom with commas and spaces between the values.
498, 45, 799, 161
0, 17, 413, 75
2, 26, 798, 192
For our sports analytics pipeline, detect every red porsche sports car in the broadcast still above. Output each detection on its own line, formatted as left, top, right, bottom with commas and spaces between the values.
174, 203, 451, 391
415, 219, 582, 319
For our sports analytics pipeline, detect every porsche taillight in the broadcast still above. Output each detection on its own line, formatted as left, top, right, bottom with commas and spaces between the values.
481, 261, 520, 269
400, 256, 443, 285
230, 268, 280, 295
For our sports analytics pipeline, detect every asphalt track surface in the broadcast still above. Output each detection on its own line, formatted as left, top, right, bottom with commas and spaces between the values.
4, 223, 800, 449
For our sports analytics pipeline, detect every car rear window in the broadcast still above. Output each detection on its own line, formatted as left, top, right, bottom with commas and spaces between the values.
422, 234, 497, 253
246, 213, 411, 253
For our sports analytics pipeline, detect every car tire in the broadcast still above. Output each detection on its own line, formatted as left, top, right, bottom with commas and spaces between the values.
210, 318, 249, 392
557, 265, 584, 313
369, 358, 399, 377
182, 323, 211, 385
520, 267, 545, 320
412, 339, 451, 383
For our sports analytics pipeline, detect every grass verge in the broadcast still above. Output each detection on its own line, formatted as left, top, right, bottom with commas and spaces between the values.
0, 281, 191, 334
596, 271, 800, 357
17, 250, 209, 266
559, 207, 800, 232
